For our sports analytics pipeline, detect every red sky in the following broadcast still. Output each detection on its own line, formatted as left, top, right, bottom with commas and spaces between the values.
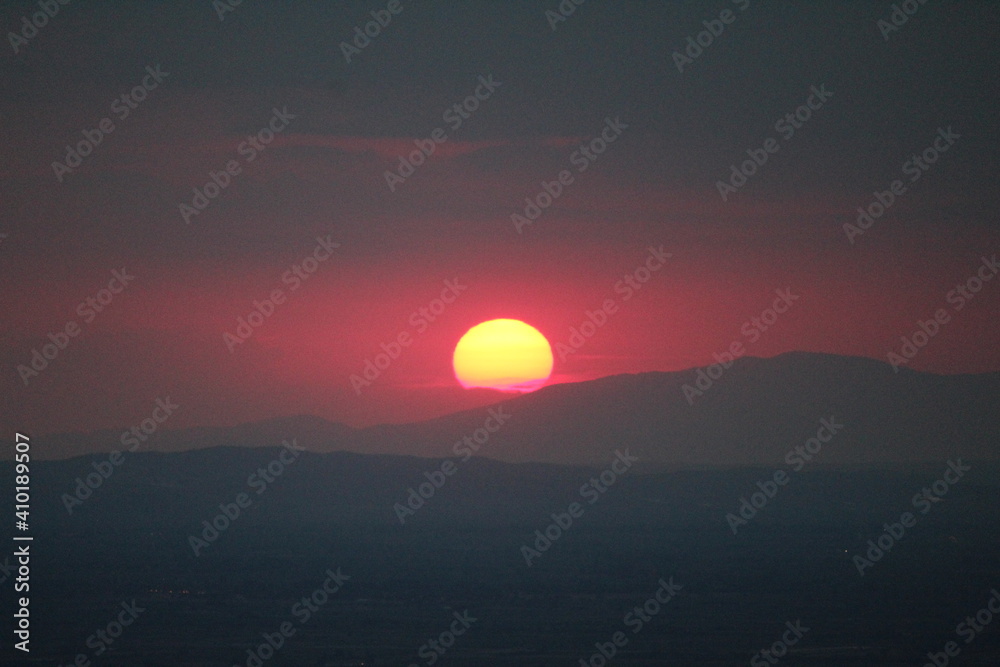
2, 1, 998, 436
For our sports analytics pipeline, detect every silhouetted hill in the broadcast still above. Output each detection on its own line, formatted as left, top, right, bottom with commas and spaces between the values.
22, 352, 1000, 467
6, 415, 1000, 665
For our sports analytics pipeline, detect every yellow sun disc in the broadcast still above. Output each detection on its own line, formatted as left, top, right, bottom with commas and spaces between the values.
452, 319, 554, 392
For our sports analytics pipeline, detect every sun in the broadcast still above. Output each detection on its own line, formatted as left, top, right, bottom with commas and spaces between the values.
453, 319, 554, 393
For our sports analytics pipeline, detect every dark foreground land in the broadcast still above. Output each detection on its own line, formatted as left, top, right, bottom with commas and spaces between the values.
4, 450, 1000, 665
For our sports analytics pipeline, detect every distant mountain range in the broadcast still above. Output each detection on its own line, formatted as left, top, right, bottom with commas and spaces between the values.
23, 352, 1000, 467
12, 352, 1000, 666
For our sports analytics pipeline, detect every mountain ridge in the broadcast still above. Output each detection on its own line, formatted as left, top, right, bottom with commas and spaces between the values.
18, 352, 1000, 467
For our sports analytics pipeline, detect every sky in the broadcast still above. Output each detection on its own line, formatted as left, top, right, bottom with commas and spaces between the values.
2, 0, 999, 435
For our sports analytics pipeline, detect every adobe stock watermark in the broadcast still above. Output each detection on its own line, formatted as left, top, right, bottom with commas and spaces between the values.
520, 449, 639, 567
672, 0, 752, 72
12, 544, 29, 652
545, 0, 588, 31
52, 64, 169, 182
384, 74, 502, 191
407, 610, 478, 667
681, 287, 800, 404
577, 577, 683, 666
8, 0, 73, 54
920, 588, 1000, 667
350, 278, 467, 394
716, 84, 832, 201
340, 0, 403, 63
852, 459, 971, 576
751, 619, 810, 666
393, 406, 511, 523
187, 440, 305, 556
61, 397, 180, 514
223, 235, 339, 352
235, 567, 350, 667
16, 268, 136, 386
555, 246, 670, 363
56, 600, 145, 667
511, 116, 628, 233
843, 126, 959, 244
212, 0, 247, 21
886, 253, 997, 372
179, 106, 296, 224
725, 417, 844, 535
877, 0, 934, 41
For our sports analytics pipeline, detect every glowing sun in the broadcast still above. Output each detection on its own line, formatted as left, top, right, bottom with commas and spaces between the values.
453, 319, 554, 392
